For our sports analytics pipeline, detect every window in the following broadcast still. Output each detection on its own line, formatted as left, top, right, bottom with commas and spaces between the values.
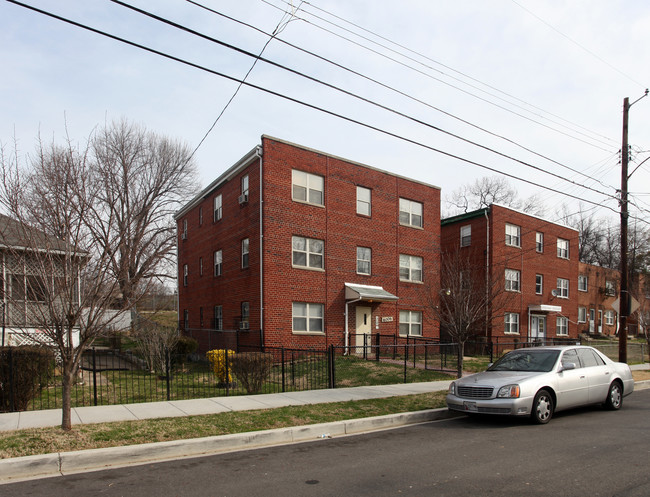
399, 198, 423, 228
399, 254, 423, 282
241, 174, 249, 198
214, 194, 222, 222
292, 302, 324, 333
182, 219, 188, 240
242, 238, 249, 268
199, 307, 204, 328
199, 207, 203, 226
183, 264, 188, 286
605, 280, 616, 296
536, 232, 544, 253
505, 313, 519, 334
578, 348, 605, 367
292, 236, 324, 270
578, 307, 587, 323
240, 302, 250, 329
183, 309, 189, 329
357, 247, 371, 275
505, 224, 520, 247
460, 225, 471, 247
399, 310, 422, 336
557, 238, 569, 259
605, 310, 615, 325
556, 316, 568, 336
505, 269, 520, 292
535, 274, 543, 295
23, 275, 47, 303
557, 278, 569, 298
357, 186, 371, 216
214, 250, 222, 276
214, 305, 223, 331
578, 275, 588, 292
292, 169, 324, 206
199, 257, 203, 276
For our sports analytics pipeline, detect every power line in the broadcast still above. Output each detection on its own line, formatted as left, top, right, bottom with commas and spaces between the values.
188, 0, 617, 194
5, 0, 621, 215
108, 0, 619, 203
262, 0, 616, 151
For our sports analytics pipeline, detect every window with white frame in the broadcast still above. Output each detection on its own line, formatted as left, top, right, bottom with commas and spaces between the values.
505, 269, 521, 292
557, 278, 569, 298
557, 238, 569, 259
182, 219, 188, 239
605, 310, 615, 325
556, 316, 568, 336
460, 225, 471, 247
241, 174, 249, 198
292, 302, 324, 333
605, 280, 616, 296
578, 307, 587, 323
399, 310, 422, 336
356, 186, 371, 216
505, 313, 519, 334
357, 247, 371, 275
535, 274, 543, 295
214, 305, 223, 330
536, 232, 544, 252
578, 275, 588, 292
183, 264, 188, 286
399, 254, 423, 282
398, 198, 423, 228
183, 309, 189, 329
292, 236, 324, 270
505, 224, 521, 247
292, 169, 324, 206
241, 238, 249, 268
214, 194, 222, 222
240, 302, 250, 329
214, 250, 222, 277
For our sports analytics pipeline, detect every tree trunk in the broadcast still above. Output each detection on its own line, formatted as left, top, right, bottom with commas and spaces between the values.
60, 364, 75, 431
457, 342, 465, 378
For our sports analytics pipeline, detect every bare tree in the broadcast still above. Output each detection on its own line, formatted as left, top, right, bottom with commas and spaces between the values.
444, 176, 545, 217
88, 119, 199, 308
0, 138, 124, 430
556, 204, 604, 264
426, 250, 506, 377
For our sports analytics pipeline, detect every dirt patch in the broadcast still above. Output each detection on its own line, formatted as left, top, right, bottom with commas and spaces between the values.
632, 370, 650, 381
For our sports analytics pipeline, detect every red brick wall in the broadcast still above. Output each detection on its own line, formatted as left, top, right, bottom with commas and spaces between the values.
578, 263, 620, 336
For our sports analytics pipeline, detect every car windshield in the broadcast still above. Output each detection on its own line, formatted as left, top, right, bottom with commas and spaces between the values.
488, 350, 560, 372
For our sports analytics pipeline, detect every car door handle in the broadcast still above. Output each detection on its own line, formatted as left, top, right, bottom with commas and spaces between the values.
580, 375, 586, 379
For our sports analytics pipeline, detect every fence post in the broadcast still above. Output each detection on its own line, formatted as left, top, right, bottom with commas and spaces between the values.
225, 350, 230, 397
8, 347, 15, 412
403, 344, 407, 383
375, 334, 380, 362
92, 347, 98, 407
165, 347, 171, 401
281, 348, 286, 393
328, 345, 336, 389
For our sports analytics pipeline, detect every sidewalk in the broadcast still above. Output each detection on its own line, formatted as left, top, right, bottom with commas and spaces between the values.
0, 379, 454, 432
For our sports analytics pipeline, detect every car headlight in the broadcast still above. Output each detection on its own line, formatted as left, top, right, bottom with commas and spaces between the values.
448, 382, 456, 395
497, 384, 520, 398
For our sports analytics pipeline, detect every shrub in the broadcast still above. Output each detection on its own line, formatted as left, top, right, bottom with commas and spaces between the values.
0, 346, 55, 412
173, 335, 198, 357
206, 349, 235, 384
231, 352, 274, 394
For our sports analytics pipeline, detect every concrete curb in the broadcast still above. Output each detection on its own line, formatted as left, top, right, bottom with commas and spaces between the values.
0, 407, 460, 484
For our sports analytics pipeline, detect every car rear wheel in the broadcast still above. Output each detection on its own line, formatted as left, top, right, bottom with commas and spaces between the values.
532, 389, 553, 424
605, 382, 623, 410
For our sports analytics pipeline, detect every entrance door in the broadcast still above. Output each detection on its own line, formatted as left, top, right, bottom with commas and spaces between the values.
355, 306, 372, 354
530, 315, 546, 341
597, 310, 603, 334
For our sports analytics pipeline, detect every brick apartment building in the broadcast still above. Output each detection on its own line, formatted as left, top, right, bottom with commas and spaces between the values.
175, 136, 441, 351
441, 204, 580, 343
577, 263, 620, 336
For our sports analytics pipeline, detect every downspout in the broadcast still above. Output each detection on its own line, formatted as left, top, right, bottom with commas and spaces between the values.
484, 209, 490, 340
345, 297, 362, 355
257, 144, 264, 347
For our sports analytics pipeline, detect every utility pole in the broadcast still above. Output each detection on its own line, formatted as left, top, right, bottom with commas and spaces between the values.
619, 90, 648, 363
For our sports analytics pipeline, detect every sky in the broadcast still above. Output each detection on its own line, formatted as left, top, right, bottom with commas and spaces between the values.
1, 0, 649, 224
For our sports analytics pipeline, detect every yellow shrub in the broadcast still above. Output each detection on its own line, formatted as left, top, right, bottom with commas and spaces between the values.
206, 349, 235, 384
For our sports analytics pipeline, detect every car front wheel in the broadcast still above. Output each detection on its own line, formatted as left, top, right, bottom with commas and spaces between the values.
532, 389, 554, 424
605, 382, 623, 410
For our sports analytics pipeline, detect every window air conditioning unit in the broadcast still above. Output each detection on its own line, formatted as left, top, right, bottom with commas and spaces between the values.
239, 321, 250, 330
238, 193, 248, 205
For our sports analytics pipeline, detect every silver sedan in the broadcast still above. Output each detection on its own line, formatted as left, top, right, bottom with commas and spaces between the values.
446, 345, 635, 424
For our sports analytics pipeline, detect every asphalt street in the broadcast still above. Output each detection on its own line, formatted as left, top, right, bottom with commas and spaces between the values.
3, 389, 648, 497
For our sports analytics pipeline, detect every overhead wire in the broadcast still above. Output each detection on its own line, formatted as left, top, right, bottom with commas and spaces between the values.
5, 0, 621, 214
187, 0, 617, 194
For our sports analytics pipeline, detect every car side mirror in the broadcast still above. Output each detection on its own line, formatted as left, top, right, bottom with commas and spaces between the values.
560, 362, 576, 372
